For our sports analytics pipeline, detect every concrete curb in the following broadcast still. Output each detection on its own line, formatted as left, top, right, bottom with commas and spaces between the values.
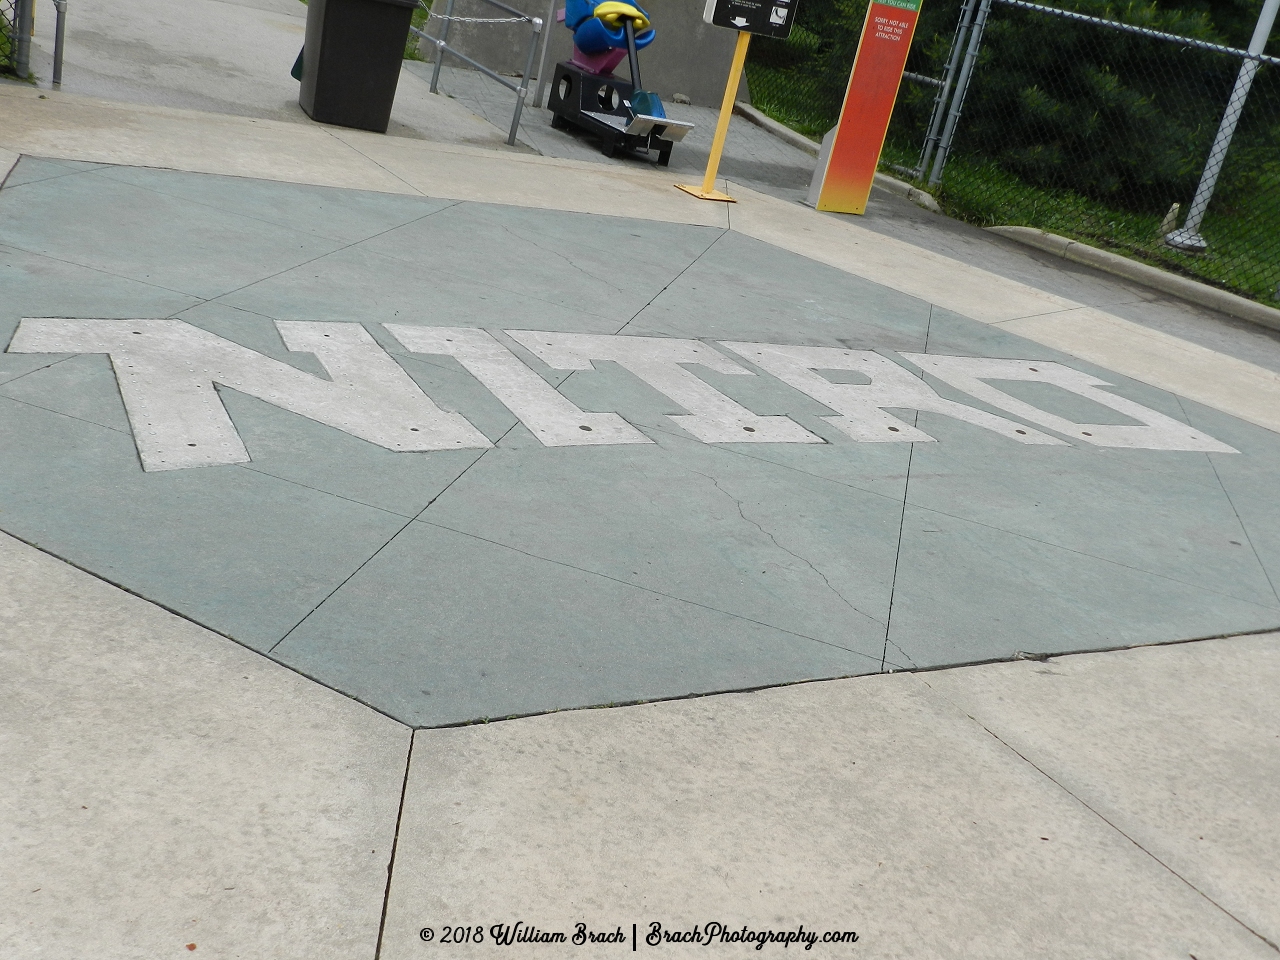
732, 101, 820, 157
987, 225, 1280, 333
731, 101, 941, 214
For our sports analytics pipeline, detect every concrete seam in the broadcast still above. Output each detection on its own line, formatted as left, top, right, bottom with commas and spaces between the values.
266, 420, 521, 655
414, 515, 892, 666
1178, 394, 1280, 607
622, 417, 1262, 611
201, 199, 464, 311
0, 354, 71, 388
987, 226, 1280, 332
0, 525, 410, 724
87, 165, 437, 245
0, 387, 133, 437
0, 150, 20, 188
0, 238, 204, 300
928, 682, 1280, 954
374, 728, 416, 960
323, 129, 430, 198
236, 462, 418, 522
613, 229, 728, 336
880, 307, 931, 671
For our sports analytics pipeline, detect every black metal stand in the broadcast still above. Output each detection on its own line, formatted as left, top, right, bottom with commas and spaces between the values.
546, 18, 693, 165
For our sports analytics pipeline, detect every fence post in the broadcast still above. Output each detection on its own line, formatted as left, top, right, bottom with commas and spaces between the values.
918, 0, 980, 178
928, 0, 993, 185
1165, 0, 1280, 251
14, 0, 32, 77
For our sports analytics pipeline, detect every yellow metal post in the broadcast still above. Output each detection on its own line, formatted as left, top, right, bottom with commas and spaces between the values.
676, 30, 750, 202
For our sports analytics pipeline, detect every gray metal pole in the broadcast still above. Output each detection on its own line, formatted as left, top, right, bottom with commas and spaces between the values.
919, 0, 979, 178
14, 0, 33, 77
1165, 0, 1280, 251
928, 0, 993, 186
532, 0, 556, 108
508, 16, 542, 144
52, 0, 67, 86
429, 0, 456, 93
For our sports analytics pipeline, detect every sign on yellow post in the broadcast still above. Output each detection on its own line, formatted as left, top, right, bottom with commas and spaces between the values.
678, 0, 801, 202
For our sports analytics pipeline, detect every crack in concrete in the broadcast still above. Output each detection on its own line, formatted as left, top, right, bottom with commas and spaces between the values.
495, 221, 627, 294
693, 469, 884, 629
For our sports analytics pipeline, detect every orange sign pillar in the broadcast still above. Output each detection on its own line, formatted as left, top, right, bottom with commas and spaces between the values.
810, 0, 922, 214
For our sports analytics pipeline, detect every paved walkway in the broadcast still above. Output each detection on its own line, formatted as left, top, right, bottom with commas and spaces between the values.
2, 11, 1280, 959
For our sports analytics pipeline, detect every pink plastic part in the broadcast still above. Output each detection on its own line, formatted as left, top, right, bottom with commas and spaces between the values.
570, 46, 627, 75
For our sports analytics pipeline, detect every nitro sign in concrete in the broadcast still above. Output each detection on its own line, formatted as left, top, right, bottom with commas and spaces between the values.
6, 318, 1235, 471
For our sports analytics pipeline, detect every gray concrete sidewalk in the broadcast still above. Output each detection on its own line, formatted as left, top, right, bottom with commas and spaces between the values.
5, 528, 1278, 958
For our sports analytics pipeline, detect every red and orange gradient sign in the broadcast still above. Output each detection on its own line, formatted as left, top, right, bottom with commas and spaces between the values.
812, 0, 922, 214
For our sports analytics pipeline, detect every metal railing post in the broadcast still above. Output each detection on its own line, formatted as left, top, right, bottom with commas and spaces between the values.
508, 15, 541, 144
918, 0, 979, 179
532, 0, 556, 108
1165, 0, 1280, 251
52, 0, 66, 86
429, 0, 456, 93
928, 0, 993, 185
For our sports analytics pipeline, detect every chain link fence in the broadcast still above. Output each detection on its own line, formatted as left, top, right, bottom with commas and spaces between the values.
1, 0, 19, 75
746, 0, 1280, 309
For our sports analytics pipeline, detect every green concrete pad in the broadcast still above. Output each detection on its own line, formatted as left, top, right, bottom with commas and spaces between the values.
0, 157, 111, 189
0, 241, 200, 384
3, 156, 1278, 726
1181, 403, 1280, 600
272, 521, 882, 726
623, 230, 934, 350
0, 394, 408, 650
418, 429, 898, 663
93, 165, 457, 244
0, 169, 348, 299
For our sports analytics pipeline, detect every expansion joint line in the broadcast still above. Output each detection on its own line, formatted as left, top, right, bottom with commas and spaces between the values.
613, 229, 728, 336
944, 696, 1280, 954
1176, 396, 1280, 608
880, 307, 934, 672
374, 728, 417, 960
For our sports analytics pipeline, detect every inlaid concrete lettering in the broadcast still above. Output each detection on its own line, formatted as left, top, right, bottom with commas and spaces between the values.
901, 355, 1238, 452
721, 342, 1065, 445
5, 320, 1238, 471
7, 318, 492, 471
384, 326, 650, 447
506, 331, 823, 444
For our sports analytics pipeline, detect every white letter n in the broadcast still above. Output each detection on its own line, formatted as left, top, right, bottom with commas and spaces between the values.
6, 318, 492, 471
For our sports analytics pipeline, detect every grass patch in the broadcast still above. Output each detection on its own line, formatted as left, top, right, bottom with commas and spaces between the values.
911, 150, 1280, 308
743, 103, 1280, 309
405, 3, 431, 61
744, 62, 836, 140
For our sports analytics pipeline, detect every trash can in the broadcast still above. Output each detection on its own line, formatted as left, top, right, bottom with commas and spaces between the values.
298, 0, 417, 133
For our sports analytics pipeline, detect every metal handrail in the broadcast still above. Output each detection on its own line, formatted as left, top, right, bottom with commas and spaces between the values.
410, 0, 543, 146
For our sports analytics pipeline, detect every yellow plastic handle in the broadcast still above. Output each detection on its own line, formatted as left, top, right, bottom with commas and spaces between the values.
592, 1, 650, 29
